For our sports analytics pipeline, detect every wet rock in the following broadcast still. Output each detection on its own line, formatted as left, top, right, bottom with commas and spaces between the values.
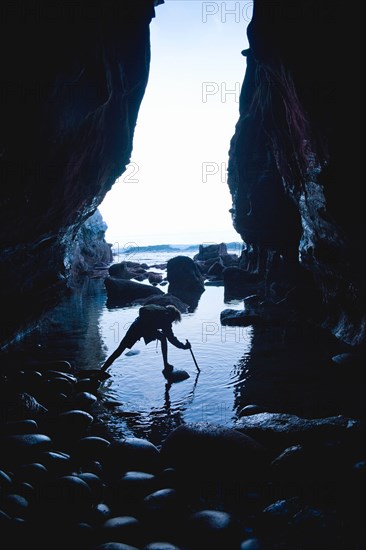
78, 473, 105, 503
0, 509, 11, 523
133, 273, 148, 282
93, 544, 140, 550
11, 481, 35, 502
160, 423, 267, 484
112, 471, 157, 511
14, 462, 48, 485
0, 494, 29, 518
100, 516, 141, 546
291, 506, 338, 541
0, 434, 52, 466
89, 502, 112, 525
0, 470, 12, 490
75, 378, 101, 394
36, 361, 74, 374
105, 277, 163, 306
239, 405, 268, 417
148, 272, 163, 285
244, 295, 262, 311
220, 309, 262, 327
235, 413, 361, 451
261, 496, 303, 530
81, 460, 104, 477
207, 260, 224, 277
143, 543, 181, 550
143, 488, 180, 517
41, 475, 93, 519
70, 391, 98, 410
164, 370, 190, 383
109, 261, 149, 281
45, 377, 74, 396
2, 392, 48, 421
107, 438, 161, 476
52, 410, 94, 437
0, 419, 39, 435
142, 488, 183, 541
194, 243, 228, 261
221, 253, 239, 267
186, 510, 238, 550
158, 468, 178, 488
36, 451, 72, 476
167, 256, 205, 294
41, 391, 70, 411
46, 371, 78, 383
109, 262, 139, 279
73, 437, 111, 461
331, 353, 363, 367
240, 538, 264, 550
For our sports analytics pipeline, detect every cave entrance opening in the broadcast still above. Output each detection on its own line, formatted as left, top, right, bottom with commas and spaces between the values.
99, 0, 252, 254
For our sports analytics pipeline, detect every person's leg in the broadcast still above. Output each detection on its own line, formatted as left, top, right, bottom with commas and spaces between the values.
100, 341, 127, 372
100, 320, 141, 373
156, 331, 174, 373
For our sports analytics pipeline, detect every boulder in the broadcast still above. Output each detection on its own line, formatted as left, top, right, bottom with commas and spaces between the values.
194, 243, 228, 261
107, 438, 161, 476
167, 256, 205, 294
148, 272, 163, 285
1, 392, 48, 422
185, 510, 238, 550
207, 260, 224, 277
109, 262, 147, 281
105, 277, 163, 306
167, 256, 205, 311
100, 516, 141, 546
235, 413, 361, 452
160, 423, 267, 484
220, 309, 262, 327
221, 253, 239, 267
0, 434, 52, 467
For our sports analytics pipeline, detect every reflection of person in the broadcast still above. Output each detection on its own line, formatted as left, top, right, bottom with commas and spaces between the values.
100, 304, 191, 378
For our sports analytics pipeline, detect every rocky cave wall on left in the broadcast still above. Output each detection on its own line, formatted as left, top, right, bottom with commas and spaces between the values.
0, 1, 161, 347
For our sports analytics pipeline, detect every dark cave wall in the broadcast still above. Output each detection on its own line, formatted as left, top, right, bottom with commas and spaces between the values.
228, 0, 365, 346
0, 1, 161, 347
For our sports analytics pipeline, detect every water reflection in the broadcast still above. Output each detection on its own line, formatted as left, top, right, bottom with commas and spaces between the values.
2, 273, 255, 446
232, 324, 363, 420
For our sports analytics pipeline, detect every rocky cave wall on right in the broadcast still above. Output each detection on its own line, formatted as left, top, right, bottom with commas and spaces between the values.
228, 0, 365, 347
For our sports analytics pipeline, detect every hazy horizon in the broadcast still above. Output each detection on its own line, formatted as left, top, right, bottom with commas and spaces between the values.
99, 1, 251, 246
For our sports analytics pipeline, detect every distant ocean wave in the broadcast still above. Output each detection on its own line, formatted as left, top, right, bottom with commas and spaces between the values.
110, 241, 244, 267
115, 242, 243, 255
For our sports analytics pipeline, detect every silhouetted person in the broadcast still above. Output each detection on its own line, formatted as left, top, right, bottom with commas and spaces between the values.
100, 304, 191, 378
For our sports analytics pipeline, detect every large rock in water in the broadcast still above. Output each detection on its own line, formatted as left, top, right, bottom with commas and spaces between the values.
160, 422, 267, 484
105, 277, 163, 306
166, 256, 205, 311
235, 413, 362, 452
194, 243, 228, 261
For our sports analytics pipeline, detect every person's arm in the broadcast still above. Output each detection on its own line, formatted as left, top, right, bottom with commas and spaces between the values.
163, 325, 190, 349
101, 342, 125, 371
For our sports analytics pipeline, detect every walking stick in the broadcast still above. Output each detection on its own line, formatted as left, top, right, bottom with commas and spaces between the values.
186, 340, 200, 372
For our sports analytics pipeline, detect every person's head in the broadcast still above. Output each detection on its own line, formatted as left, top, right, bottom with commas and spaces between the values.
166, 305, 182, 323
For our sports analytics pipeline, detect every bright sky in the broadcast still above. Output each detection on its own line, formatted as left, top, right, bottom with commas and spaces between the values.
99, 0, 252, 247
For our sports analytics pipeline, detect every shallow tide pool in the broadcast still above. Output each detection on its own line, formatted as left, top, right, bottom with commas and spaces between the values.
97, 283, 252, 443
